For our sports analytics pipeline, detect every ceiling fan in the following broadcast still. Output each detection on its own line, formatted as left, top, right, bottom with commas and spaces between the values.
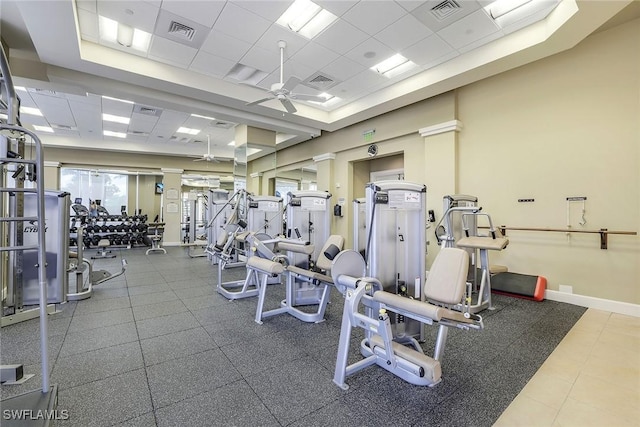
191, 135, 232, 163
245, 40, 326, 114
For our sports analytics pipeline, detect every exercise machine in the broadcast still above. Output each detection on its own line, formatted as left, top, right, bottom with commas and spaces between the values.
252, 234, 344, 324
435, 195, 508, 313
352, 197, 366, 256
363, 180, 427, 339
146, 222, 167, 255
331, 247, 483, 390
205, 189, 231, 264
216, 194, 284, 300
1, 47, 58, 421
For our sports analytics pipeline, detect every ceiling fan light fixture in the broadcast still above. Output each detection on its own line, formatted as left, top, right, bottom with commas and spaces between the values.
276, 0, 337, 39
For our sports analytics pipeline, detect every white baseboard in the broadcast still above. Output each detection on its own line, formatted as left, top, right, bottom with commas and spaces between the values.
545, 290, 640, 317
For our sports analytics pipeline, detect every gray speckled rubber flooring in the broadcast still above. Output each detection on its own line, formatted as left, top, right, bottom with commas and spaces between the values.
0, 246, 586, 427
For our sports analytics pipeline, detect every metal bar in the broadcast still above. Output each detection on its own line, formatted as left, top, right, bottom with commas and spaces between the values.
0, 158, 37, 164
0, 244, 39, 251
0, 187, 38, 193
484, 225, 636, 236
0, 216, 38, 222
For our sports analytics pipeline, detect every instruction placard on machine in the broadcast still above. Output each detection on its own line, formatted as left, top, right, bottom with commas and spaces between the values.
258, 201, 280, 212
301, 197, 326, 211
388, 191, 421, 210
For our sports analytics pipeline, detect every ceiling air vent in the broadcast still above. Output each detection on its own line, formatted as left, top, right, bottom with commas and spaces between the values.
430, 0, 462, 21
50, 124, 78, 131
128, 131, 149, 137
303, 72, 339, 91
212, 121, 234, 129
169, 135, 191, 143
133, 105, 163, 117
168, 21, 196, 41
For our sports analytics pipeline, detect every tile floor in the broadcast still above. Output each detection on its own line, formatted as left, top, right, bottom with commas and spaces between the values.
1, 246, 637, 426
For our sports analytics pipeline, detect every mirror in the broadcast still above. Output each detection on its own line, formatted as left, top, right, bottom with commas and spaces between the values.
273, 162, 317, 198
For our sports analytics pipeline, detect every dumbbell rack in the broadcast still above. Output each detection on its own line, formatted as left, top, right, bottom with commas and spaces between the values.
70, 214, 149, 250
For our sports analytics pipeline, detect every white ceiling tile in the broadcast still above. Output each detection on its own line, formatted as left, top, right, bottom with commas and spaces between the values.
344, 37, 395, 68
374, 13, 432, 51
314, 19, 369, 56
261, 60, 316, 88
156, 110, 190, 130
17, 91, 37, 108
341, 0, 407, 36
190, 51, 237, 78
96, 1, 160, 33
65, 92, 99, 106
129, 113, 159, 133
321, 55, 366, 82
160, 0, 225, 28
239, 45, 282, 75
24, 116, 50, 127
290, 41, 339, 71
31, 94, 76, 127
437, 8, 499, 50
254, 25, 308, 58
212, 2, 271, 45
411, 0, 482, 33
395, 0, 425, 12
200, 30, 252, 62
101, 97, 134, 116
148, 36, 198, 67
68, 100, 102, 133
232, 0, 294, 21
422, 50, 460, 70
77, 9, 99, 40
402, 34, 455, 66
315, 0, 359, 17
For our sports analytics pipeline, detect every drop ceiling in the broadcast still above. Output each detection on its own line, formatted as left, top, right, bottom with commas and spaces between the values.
0, 0, 634, 160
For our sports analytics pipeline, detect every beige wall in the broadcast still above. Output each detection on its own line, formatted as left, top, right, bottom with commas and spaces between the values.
254, 18, 640, 305
456, 18, 639, 303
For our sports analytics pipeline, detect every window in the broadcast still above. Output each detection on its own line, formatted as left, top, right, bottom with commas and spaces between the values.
60, 168, 128, 215
275, 178, 299, 199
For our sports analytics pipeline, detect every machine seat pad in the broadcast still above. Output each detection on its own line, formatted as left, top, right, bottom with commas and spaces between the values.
456, 236, 508, 251
69, 251, 78, 259
286, 265, 334, 284
373, 291, 442, 321
235, 231, 251, 242
278, 241, 315, 255
247, 257, 284, 275
98, 239, 111, 247
369, 335, 441, 383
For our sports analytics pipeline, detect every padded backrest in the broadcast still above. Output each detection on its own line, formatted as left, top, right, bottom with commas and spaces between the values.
316, 235, 345, 271
424, 247, 469, 305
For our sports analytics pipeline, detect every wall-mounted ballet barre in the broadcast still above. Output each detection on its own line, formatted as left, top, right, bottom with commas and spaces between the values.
479, 226, 637, 250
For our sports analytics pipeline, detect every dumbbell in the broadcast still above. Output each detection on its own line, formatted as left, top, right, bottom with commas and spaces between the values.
91, 235, 101, 245
108, 224, 117, 232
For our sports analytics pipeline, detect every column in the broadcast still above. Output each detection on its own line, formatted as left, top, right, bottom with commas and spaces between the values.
313, 152, 336, 231
160, 168, 183, 246
419, 120, 463, 263
43, 161, 60, 190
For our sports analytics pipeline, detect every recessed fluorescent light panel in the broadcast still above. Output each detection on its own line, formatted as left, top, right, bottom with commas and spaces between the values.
486, 0, 533, 19
103, 130, 127, 138
276, 0, 337, 39
98, 15, 152, 52
177, 127, 200, 135
102, 113, 130, 125
102, 95, 135, 104
191, 114, 216, 120
33, 125, 54, 133
371, 54, 416, 78
228, 141, 236, 146
20, 107, 43, 117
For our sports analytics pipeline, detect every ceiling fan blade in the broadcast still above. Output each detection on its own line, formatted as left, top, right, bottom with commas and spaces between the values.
280, 98, 297, 114
282, 76, 301, 92
246, 97, 275, 107
291, 93, 327, 102
193, 158, 206, 162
